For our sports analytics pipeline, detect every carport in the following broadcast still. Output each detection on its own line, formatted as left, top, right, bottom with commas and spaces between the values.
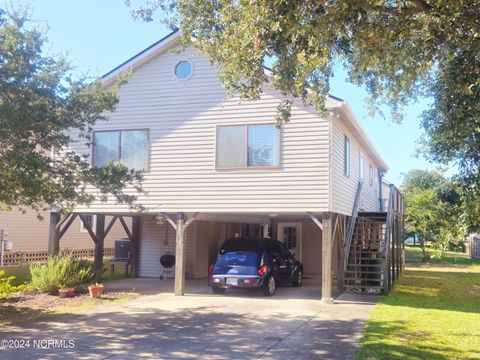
48, 210, 348, 303
153, 212, 346, 303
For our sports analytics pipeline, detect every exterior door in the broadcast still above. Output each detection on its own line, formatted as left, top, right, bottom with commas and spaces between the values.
277, 223, 302, 260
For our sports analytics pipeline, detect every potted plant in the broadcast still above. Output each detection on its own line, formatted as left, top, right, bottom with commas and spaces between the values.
58, 285, 75, 298
88, 283, 104, 299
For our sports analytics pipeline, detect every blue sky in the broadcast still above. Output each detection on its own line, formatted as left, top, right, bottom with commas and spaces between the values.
6, 0, 439, 185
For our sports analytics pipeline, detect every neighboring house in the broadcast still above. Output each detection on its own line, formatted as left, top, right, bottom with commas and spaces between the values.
0, 209, 127, 254
49, 30, 403, 301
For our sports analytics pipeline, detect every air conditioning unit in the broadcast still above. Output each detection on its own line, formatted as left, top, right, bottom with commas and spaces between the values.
114, 238, 132, 259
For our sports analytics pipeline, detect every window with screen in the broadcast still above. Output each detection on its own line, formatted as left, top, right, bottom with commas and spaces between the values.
283, 226, 297, 250
369, 164, 374, 186
344, 136, 350, 177
359, 153, 365, 182
216, 124, 279, 168
93, 129, 148, 170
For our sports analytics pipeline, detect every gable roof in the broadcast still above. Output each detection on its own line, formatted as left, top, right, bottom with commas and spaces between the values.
101, 30, 181, 86
102, 30, 388, 172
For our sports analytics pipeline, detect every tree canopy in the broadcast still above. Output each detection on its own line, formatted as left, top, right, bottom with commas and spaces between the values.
402, 169, 467, 260
126, 0, 480, 192
0, 9, 143, 214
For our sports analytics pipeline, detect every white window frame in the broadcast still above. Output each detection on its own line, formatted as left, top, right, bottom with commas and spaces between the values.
92, 129, 149, 170
369, 164, 374, 186
359, 153, 365, 182
277, 222, 302, 261
215, 124, 281, 169
174, 60, 194, 81
80, 215, 97, 233
344, 136, 350, 177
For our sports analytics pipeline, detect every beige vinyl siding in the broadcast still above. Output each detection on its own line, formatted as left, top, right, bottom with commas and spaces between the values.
331, 117, 379, 215
138, 217, 176, 277
0, 209, 128, 252
71, 47, 331, 214
138, 218, 236, 278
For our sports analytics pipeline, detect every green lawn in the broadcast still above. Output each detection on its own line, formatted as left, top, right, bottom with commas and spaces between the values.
357, 247, 480, 359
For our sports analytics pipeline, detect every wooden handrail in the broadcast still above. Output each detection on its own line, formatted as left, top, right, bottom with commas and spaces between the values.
344, 181, 363, 264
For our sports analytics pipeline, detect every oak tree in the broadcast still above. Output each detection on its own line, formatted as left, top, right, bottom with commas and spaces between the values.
0, 9, 143, 214
126, 0, 480, 199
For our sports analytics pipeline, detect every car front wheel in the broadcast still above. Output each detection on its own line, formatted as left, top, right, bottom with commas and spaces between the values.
262, 275, 276, 296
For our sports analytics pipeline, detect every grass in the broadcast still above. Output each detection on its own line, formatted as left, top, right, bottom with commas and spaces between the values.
357, 246, 480, 359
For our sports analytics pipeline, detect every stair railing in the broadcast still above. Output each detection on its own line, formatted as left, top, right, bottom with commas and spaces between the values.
382, 184, 395, 293
344, 181, 363, 266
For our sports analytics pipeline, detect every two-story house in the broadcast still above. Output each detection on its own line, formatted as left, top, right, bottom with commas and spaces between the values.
48, 30, 404, 302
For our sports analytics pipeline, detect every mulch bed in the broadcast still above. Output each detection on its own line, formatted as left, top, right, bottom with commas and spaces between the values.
1, 290, 134, 311
0, 289, 137, 326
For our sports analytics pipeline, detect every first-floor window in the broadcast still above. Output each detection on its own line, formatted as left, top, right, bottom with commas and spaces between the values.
216, 124, 279, 168
80, 215, 96, 233
93, 129, 148, 169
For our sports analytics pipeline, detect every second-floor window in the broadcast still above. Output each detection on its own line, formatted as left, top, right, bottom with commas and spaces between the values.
216, 124, 280, 168
359, 153, 364, 182
93, 129, 148, 170
369, 164, 374, 186
344, 136, 350, 177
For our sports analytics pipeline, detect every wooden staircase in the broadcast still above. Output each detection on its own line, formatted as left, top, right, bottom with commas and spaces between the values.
343, 184, 404, 294
344, 214, 387, 293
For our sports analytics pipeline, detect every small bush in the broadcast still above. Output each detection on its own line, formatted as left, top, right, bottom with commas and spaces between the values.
30, 252, 94, 294
0, 270, 25, 299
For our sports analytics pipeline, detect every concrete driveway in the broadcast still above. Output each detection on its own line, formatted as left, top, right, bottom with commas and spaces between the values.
1, 279, 378, 359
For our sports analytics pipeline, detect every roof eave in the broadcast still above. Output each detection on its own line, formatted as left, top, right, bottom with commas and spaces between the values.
327, 101, 389, 172
101, 30, 181, 87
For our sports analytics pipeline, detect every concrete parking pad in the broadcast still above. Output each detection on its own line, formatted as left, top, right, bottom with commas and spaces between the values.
1, 279, 379, 359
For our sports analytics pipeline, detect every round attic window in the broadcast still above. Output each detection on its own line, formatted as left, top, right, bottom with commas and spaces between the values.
175, 60, 193, 80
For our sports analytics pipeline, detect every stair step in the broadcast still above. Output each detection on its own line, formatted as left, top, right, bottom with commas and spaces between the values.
347, 264, 383, 268
344, 285, 384, 290
349, 250, 382, 253
344, 278, 382, 282
345, 271, 383, 275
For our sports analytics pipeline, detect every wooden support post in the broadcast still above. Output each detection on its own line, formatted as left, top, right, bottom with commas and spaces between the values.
131, 216, 140, 278
48, 211, 61, 256
94, 215, 105, 282
322, 213, 334, 304
174, 213, 186, 296
337, 215, 346, 294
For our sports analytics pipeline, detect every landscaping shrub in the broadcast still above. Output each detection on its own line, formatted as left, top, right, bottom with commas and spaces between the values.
0, 270, 25, 299
30, 252, 94, 294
